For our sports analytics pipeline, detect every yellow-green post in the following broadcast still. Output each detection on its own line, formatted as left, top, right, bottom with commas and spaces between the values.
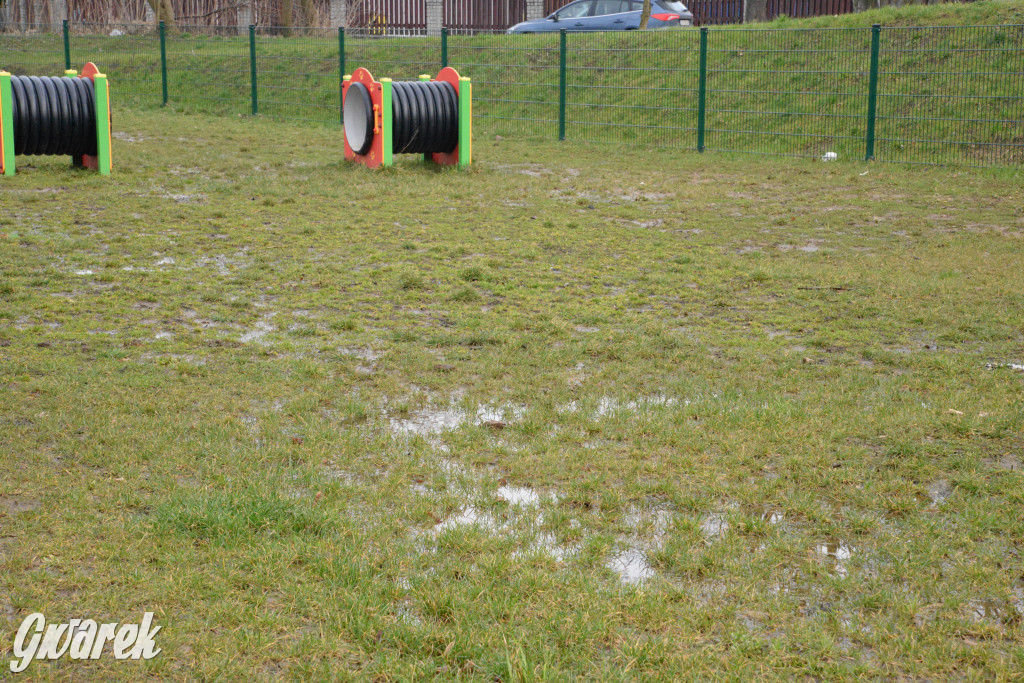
418, 74, 431, 163
458, 76, 472, 169
381, 78, 394, 168
93, 73, 112, 175
0, 71, 14, 176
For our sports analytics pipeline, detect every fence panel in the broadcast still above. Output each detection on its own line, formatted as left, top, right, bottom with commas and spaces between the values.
765, 0, 854, 20
344, 31, 440, 79
445, 0, 527, 32
704, 27, 871, 159
690, 0, 743, 26
0, 23, 66, 77
254, 26, 338, 124
566, 29, 702, 147
349, 0, 427, 34
448, 30, 561, 138
68, 23, 163, 109
876, 24, 1024, 166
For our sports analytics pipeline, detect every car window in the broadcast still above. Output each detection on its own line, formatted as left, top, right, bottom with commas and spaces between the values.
656, 1, 689, 11
555, 1, 594, 19
594, 0, 628, 15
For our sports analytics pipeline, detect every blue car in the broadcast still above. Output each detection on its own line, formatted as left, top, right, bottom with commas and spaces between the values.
507, 0, 693, 33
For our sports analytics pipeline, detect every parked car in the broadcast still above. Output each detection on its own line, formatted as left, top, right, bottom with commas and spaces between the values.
507, 0, 693, 33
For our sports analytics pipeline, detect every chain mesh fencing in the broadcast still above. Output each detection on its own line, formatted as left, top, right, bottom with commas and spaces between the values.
1, 21, 1021, 165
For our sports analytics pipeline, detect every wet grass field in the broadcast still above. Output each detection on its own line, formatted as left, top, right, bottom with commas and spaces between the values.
1, 109, 1022, 680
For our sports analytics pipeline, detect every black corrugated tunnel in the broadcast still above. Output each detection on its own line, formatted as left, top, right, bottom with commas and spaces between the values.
345, 79, 460, 156
10, 75, 98, 157
390, 80, 458, 155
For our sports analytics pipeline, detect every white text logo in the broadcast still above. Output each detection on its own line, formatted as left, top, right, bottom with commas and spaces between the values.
10, 612, 162, 673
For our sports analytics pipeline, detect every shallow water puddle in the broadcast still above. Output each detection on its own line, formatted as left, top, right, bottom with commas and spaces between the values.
605, 506, 678, 585
967, 598, 1023, 626
390, 407, 467, 437
433, 506, 497, 534
927, 480, 951, 508
388, 402, 526, 437
606, 549, 656, 585
700, 513, 730, 538
561, 394, 681, 419
339, 347, 382, 362
497, 485, 540, 506
411, 454, 572, 562
817, 541, 853, 579
762, 509, 784, 525
985, 362, 1024, 372
240, 315, 276, 344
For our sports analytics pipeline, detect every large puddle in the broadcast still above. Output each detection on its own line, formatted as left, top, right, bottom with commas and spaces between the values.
388, 402, 527, 437
412, 457, 573, 561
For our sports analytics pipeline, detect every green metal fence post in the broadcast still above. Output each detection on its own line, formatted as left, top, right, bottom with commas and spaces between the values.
697, 27, 708, 153
441, 28, 448, 68
338, 27, 345, 125
159, 21, 168, 106
248, 25, 258, 116
865, 24, 881, 161
558, 29, 567, 141
62, 20, 71, 70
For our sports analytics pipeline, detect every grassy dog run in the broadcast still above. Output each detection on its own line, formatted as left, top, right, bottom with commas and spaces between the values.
1, 101, 1023, 680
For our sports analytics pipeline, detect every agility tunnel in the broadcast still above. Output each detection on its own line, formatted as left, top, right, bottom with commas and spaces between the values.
343, 67, 471, 169
0, 62, 112, 176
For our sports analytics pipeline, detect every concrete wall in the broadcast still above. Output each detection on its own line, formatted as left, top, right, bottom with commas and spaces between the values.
426, 0, 441, 36
329, 0, 346, 27
238, 0, 252, 33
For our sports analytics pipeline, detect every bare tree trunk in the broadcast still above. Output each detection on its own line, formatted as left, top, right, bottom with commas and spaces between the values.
161, 0, 175, 26
145, 0, 176, 27
281, 0, 294, 34
300, 0, 315, 25
639, 0, 651, 29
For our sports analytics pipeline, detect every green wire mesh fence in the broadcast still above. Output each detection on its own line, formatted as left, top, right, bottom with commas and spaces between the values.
1, 21, 1022, 165
877, 24, 1024, 165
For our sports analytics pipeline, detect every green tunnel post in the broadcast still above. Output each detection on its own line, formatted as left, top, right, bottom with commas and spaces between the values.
697, 27, 707, 153
458, 76, 472, 169
1, 72, 15, 176
160, 21, 168, 106
419, 74, 432, 163
441, 28, 448, 68
63, 20, 71, 70
338, 28, 345, 125
93, 73, 111, 175
865, 24, 881, 161
248, 25, 258, 116
381, 78, 394, 168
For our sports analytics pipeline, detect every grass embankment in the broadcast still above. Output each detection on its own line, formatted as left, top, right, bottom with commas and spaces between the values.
2, 0, 1022, 164
1, 108, 1022, 679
